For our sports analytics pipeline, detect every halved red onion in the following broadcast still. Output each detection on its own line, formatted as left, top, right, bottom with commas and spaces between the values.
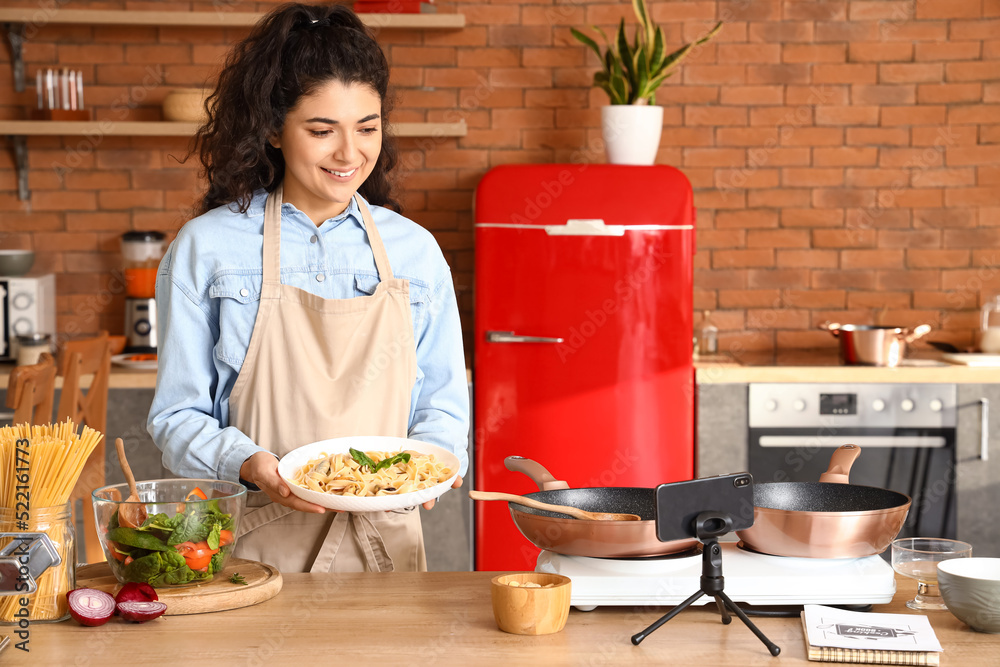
67, 588, 116, 626
114, 582, 158, 612
117, 600, 168, 623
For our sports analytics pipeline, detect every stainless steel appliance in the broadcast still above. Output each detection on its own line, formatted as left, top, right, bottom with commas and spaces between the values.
124, 299, 157, 352
748, 383, 957, 540
0, 274, 56, 362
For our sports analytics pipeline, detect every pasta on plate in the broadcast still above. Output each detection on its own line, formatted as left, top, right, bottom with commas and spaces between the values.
290, 450, 453, 497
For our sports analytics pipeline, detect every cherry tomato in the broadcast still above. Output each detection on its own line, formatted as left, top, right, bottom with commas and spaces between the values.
175, 540, 218, 571
107, 541, 127, 562
185, 487, 208, 502
219, 530, 234, 547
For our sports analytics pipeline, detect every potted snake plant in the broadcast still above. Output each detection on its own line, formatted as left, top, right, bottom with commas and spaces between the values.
572, 0, 722, 165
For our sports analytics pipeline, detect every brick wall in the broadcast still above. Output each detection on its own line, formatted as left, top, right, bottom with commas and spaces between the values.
2, 0, 999, 359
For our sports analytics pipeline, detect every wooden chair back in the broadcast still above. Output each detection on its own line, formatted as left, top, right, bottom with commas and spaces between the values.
5, 353, 57, 425
57, 332, 113, 564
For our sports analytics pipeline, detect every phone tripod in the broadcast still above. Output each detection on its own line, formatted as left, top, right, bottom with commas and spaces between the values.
630, 511, 781, 656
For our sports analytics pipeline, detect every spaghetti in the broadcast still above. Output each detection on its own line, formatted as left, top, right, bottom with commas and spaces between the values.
0, 420, 103, 623
291, 450, 452, 497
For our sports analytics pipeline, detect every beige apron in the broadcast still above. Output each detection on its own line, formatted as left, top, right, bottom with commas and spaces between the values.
229, 184, 425, 573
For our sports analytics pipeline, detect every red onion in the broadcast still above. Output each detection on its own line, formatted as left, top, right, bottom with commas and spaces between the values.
114, 582, 158, 612
67, 588, 116, 627
117, 600, 168, 623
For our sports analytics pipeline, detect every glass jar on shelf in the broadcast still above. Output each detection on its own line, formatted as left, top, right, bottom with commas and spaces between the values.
981, 294, 1000, 354
696, 310, 718, 356
15, 332, 51, 366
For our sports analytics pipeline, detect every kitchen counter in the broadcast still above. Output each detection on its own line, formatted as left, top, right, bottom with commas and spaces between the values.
0, 363, 474, 390
3, 350, 994, 392
17, 571, 998, 664
695, 349, 999, 384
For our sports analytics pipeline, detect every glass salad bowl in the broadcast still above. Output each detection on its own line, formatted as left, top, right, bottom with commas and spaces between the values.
92, 479, 247, 588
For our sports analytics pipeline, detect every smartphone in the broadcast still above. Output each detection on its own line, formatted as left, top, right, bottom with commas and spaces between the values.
654, 473, 755, 543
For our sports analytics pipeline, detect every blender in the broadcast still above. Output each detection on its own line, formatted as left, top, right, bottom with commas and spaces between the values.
121, 231, 165, 353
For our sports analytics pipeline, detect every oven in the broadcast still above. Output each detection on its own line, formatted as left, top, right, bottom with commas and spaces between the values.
748, 383, 957, 540
0, 274, 57, 361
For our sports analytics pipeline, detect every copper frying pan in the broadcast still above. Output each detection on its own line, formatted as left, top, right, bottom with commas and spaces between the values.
496, 456, 698, 558
736, 445, 911, 558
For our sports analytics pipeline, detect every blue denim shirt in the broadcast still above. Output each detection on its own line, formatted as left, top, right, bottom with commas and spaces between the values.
147, 189, 470, 483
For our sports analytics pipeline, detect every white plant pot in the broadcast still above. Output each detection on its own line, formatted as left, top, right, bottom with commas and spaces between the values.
601, 105, 664, 165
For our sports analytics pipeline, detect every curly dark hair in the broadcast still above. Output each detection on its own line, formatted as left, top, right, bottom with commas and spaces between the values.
194, 3, 399, 216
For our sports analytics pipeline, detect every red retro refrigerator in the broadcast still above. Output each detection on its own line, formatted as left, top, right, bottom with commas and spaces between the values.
473, 164, 697, 571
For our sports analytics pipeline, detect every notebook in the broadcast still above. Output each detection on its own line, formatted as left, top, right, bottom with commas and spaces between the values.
801, 605, 943, 665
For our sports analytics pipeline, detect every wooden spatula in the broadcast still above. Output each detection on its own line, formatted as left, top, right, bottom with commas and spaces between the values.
114, 437, 147, 529
469, 490, 641, 521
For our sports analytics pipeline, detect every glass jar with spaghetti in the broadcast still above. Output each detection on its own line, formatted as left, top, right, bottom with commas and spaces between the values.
0, 503, 75, 624
0, 421, 101, 624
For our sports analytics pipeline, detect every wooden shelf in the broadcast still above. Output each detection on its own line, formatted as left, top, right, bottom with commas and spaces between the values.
1, 120, 465, 200
0, 120, 467, 138
1, 7, 466, 200
0, 8, 464, 29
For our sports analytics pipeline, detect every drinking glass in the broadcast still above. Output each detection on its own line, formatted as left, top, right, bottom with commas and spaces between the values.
891, 537, 973, 610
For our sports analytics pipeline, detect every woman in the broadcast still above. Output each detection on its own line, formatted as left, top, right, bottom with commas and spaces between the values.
147, 3, 469, 573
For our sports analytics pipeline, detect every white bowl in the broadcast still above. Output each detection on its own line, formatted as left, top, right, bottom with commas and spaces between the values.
938, 557, 1000, 634
277, 436, 460, 512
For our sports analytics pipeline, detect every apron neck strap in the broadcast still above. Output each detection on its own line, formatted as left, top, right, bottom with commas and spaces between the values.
262, 184, 283, 285
262, 187, 396, 284
354, 194, 395, 282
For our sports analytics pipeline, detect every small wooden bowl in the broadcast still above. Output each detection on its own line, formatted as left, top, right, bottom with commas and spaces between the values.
107, 335, 127, 356
162, 88, 211, 122
490, 572, 571, 635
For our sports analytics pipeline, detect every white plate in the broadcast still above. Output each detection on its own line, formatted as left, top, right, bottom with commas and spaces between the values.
942, 353, 1000, 367
111, 353, 158, 370
277, 436, 460, 512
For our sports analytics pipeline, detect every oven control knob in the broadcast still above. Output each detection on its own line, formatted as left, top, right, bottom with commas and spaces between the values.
930, 399, 943, 412
872, 399, 886, 412
11, 292, 33, 310
11, 318, 32, 335
765, 399, 778, 412
793, 399, 806, 412
901, 399, 915, 412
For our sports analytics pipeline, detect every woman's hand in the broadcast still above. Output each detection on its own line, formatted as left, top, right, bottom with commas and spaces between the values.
240, 452, 327, 513
421, 475, 462, 510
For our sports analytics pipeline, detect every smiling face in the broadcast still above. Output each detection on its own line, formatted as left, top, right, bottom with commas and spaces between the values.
271, 79, 382, 225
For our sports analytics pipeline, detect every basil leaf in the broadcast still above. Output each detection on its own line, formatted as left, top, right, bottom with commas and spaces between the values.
107, 527, 172, 552
206, 522, 222, 551
168, 510, 212, 546
349, 447, 378, 472
373, 452, 411, 473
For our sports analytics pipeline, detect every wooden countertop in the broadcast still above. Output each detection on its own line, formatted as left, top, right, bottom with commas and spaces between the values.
0, 364, 474, 390
695, 349, 1000, 384
18, 572, 999, 664
1, 350, 994, 392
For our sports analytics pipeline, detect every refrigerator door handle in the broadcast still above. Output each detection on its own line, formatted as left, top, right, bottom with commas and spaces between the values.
486, 330, 565, 344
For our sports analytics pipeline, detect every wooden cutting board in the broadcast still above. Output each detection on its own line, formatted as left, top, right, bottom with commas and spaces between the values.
75, 557, 282, 616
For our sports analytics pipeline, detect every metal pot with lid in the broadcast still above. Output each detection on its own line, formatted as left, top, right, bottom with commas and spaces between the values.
820, 322, 931, 367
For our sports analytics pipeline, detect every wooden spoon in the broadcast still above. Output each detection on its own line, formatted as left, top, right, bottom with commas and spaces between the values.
114, 437, 147, 529
469, 490, 641, 521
